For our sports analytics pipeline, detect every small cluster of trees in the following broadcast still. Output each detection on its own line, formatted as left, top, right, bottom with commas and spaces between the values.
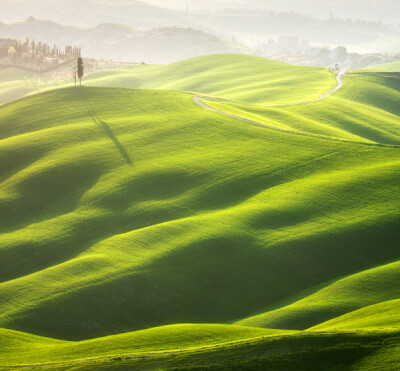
0, 37, 81, 68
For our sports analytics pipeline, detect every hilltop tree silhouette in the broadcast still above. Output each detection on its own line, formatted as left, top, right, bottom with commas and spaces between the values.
77, 57, 84, 86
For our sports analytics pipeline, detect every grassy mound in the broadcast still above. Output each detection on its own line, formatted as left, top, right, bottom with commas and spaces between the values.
85, 54, 335, 105
1, 56, 400, 368
0, 324, 290, 366
205, 72, 400, 145
0, 55, 334, 105
235, 260, 400, 330
312, 299, 400, 331
366, 61, 400, 72
0, 326, 398, 370
1, 86, 400, 342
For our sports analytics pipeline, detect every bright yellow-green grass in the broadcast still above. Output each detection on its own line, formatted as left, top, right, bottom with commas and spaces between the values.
84, 53, 336, 105
366, 61, 400, 72
206, 73, 400, 145
236, 260, 400, 330
311, 299, 400, 331
0, 324, 291, 366
0, 55, 334, 105
0, 326, 398, 369
1, 54, 400, 369
1, 86, 400, 339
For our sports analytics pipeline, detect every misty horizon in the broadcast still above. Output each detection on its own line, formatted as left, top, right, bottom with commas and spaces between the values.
1, 0, 400, 62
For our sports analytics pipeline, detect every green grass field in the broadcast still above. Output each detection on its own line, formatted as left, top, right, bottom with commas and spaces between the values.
1, 54, 400, 369
205, 73, 400, 145
0, 54, 335, 105
84, 54, 336, 105
366, 61, 400, 72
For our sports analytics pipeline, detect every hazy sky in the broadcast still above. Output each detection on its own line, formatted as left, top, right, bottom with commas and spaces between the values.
0, 0, 399, 25
146, 0, 400, 23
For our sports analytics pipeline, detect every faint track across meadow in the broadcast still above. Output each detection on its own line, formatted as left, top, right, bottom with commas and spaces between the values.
191, 70, 400, 148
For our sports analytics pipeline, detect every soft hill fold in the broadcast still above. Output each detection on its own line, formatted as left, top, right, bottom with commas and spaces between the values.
0, 86, 400, 341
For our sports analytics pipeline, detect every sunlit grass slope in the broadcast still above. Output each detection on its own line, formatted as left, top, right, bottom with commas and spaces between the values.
236, 260, 400, 330
0, 326, 398, 370
206, 72, 400, 145
312, 299, 400, 331
1, 86, 400, 347
85, 54, 335, 105
366, 61, 400, 72
0, 54, 333, 105
0, 324, 288, 366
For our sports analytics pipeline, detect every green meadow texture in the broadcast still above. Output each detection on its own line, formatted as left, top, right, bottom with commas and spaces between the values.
367, 61, 400, 72
0, 54, 334, 105
0, 54, 400, 369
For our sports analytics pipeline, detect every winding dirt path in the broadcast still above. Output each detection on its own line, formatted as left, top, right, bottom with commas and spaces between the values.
191, 70, 382, 146
269, 69, 346, 107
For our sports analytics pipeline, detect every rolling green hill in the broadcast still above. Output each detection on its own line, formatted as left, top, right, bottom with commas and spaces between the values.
1, 325, 398, 370
0, 324, 291, 366
0, 54, 333, 105
85, 54, 336, 105
366, 61, 400, 72
312, 299, 400, 331
204, 72, 400, 145
1, 54, 400, 369
236, 260, 400, 330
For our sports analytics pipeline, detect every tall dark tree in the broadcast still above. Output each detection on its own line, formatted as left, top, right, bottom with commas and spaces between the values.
77, 57, 84, 86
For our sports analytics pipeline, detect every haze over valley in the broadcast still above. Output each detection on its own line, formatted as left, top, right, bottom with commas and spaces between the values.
1, 0, 400, 65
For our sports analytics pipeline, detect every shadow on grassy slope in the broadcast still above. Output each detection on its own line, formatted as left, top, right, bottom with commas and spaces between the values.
6, 216, 400, 340
1, 87, 400, 344
84, 98, 132, 165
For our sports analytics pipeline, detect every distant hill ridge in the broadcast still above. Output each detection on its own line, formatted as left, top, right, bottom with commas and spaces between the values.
0, 17, 246, 63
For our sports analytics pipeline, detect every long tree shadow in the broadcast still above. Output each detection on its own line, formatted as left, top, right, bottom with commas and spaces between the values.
85, 102, 132, 165
98, 118, 132, 165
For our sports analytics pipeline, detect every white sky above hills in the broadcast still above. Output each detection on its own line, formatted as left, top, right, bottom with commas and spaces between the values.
0, 0, 399, 25
147, 0, 400, 24
1, 0, 399, 55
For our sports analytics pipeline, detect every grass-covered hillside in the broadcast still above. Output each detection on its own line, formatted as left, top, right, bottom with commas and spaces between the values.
366, 61, 400, 72
0, 54, 333, 105
0, 54, 400, 369
205, 72, 400, 145
85, 54, 336, 105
